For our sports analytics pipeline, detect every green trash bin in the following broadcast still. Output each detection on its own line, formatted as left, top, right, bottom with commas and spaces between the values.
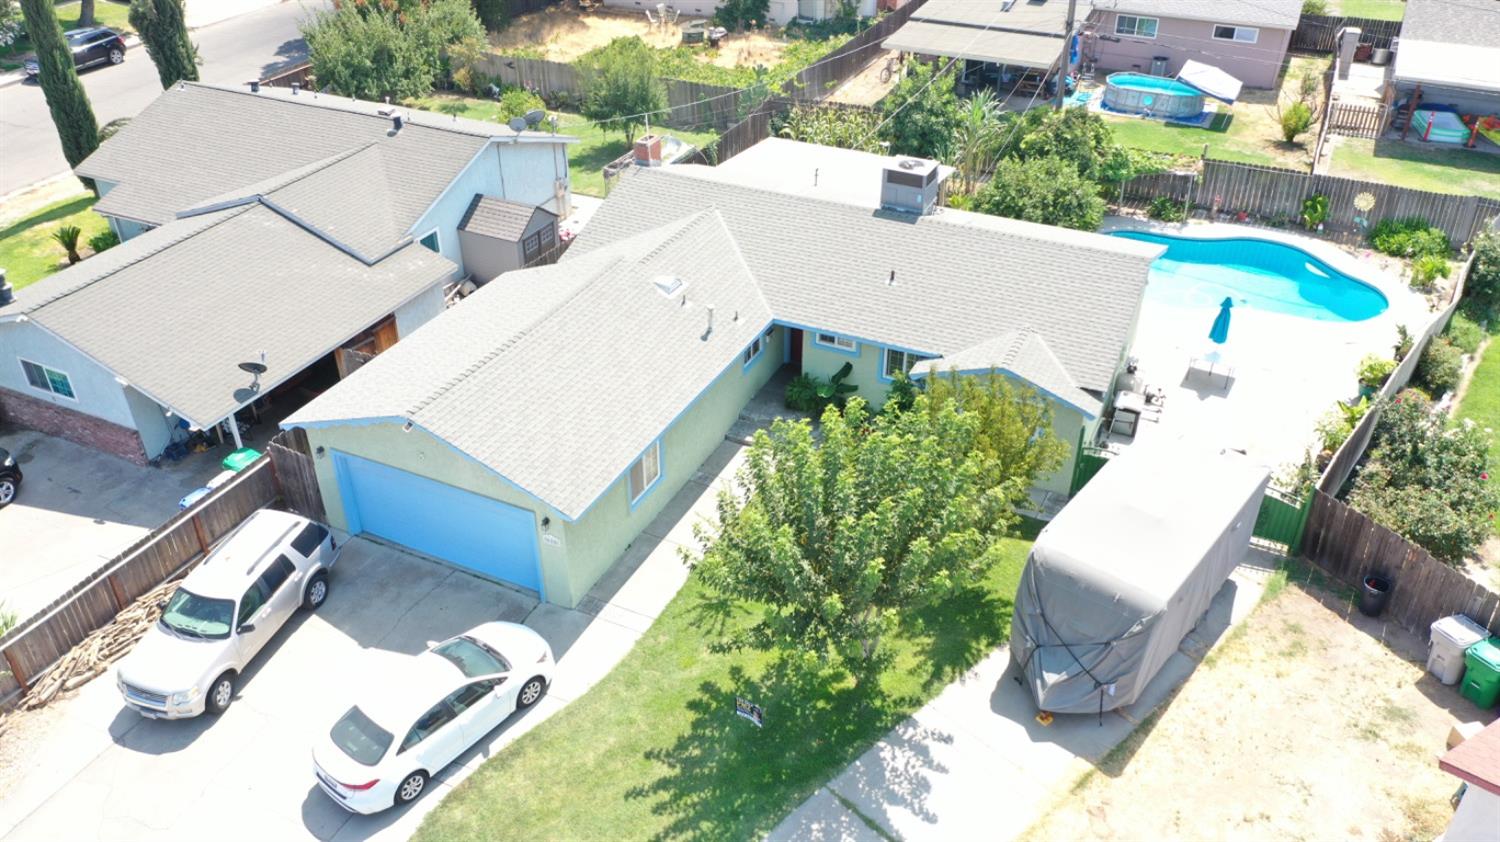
1460, 638, 1500, 709
221, 447, 261, 472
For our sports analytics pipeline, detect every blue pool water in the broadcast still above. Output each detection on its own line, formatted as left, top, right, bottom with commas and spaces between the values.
1108, 73, 1202, 97
1111, 231, 1390, 322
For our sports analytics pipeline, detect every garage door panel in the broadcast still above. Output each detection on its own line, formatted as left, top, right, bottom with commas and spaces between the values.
334, 452, 541, 593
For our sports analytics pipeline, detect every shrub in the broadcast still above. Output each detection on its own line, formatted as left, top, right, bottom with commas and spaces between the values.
1394, 323, 1414, 361
51, 224, 82, 264
494, 85, 545, 122
784, 373, 819, 412
1349, 390, 1499, 563
1370, 216, 1450, 259
772, 104, 883, 153
302, 0, 484, 101
88, 229, 120, 255
1302, 0, 1330, 15
878, 61, 960, 159
1301, 194, 1328, 230
1409, 253, 1451, 290
1013, 107, 1135, 185
1445, 312, 1486, 355
1316, 397, 1369, 452
1465, 230, 1500, 318
578, 37, 667, 143
1415, 335, 1464, 395
471, 0, 508, 31
1279, 100, 1314, 144
973, 156, 1106, 231
713, 0, 768, 30
1147, 195, 1186, 222
1357, 353, 1396, 390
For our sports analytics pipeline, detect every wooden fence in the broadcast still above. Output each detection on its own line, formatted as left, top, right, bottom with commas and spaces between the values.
1300, 491, 1500, 636
1119, 159, 1500, 248
0, 458, 281, 707
1291, 13, 1403, 53
260, 61, 314, 89
266, 428, 326, 523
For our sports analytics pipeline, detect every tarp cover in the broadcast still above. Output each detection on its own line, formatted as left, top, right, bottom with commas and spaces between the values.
1011, 439, 1269, 715
1176, 60, 1244, 104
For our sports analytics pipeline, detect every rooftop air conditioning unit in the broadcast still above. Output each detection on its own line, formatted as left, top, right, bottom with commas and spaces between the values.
880, 157, 942, 215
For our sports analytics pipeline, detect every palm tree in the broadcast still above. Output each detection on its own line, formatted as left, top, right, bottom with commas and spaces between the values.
52, 224, 83, 264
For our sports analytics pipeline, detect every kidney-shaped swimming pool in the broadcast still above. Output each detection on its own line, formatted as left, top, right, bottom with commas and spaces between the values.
1111, 230, 1389, 322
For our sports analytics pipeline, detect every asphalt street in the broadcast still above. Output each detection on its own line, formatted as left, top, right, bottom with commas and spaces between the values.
0, 0, 328, 198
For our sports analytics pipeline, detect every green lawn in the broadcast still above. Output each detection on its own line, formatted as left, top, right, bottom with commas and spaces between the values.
0, 194, 110, 290
1457, 335, 1500, 475
416, 532, 1034, 841
1, 1, 134, 70
1333, 0, 1405, 20
1330, 138, 1500, 200
406, 95, 720, 198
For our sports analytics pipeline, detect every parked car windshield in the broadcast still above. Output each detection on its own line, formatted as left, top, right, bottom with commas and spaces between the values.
330, 707, 393, 766
159, 588, 233, 640
431, 636, 509, 678
66, 31, 96, 46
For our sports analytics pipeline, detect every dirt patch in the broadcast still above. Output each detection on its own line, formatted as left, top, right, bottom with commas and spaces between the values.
826, 49, 898, 107
490, 5, 788, 67
1023, 576, 1475, 842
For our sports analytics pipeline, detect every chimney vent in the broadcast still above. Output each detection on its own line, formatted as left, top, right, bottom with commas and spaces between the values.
291, 82, 300, 95
888, 269, 896, 286
881, 157, 943, 215
249, 80, 260, 93
634, 134, 664, 167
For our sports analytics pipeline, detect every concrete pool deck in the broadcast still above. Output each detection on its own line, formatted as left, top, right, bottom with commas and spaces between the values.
1097, 218, 1436, 474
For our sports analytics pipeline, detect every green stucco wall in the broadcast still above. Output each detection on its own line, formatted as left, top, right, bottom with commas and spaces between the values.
799, 332, 889, 409
300, 325, 784, 608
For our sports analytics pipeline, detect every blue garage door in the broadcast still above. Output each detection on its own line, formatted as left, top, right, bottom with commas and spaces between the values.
333, 452, 542, 594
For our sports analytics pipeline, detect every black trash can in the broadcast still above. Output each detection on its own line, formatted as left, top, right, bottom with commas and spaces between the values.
1359, 575, 1392, 617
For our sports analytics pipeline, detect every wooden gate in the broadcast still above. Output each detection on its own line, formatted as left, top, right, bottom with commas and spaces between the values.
268, 428, 326, 522
1326, 102, 1384, 139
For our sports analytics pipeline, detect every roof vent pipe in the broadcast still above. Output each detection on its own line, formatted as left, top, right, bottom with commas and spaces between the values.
291, 82, 300, 95
706, 305, 715, 336
249, 80, 260, 93
392, 114, 404, 132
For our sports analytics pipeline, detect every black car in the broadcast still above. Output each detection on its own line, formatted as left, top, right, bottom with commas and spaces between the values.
0, 448, 20, 509
24, 27, 127, 78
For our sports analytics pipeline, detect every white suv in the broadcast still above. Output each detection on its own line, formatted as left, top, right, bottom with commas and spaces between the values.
117, 509, 338, 719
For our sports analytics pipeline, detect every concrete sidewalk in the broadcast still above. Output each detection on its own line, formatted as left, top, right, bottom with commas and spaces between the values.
770, 549, 1281, 842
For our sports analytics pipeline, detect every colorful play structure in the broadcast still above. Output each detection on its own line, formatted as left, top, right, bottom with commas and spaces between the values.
1397, 89, 1500, 149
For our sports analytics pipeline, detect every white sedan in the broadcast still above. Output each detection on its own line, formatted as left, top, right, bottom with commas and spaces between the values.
312, 622, 554, 813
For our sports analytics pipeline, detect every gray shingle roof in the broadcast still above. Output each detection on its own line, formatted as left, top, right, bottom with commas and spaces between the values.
884, 20, 1063, 68
912, 329, 1101, 417
1401, 0, 1500, 48
76, 83, 571, 239
1089, 0, 1302, 29
575, 169, 1159, 396
9, 205, 456, 428
459, 196, 556, 241
914, 0, 1072, 33
287, 211, 773, 519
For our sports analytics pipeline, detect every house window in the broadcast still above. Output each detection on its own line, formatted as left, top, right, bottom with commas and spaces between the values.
418, 230, 440, 253
1212, 24, 1258, 44
742, 327, 774, 366
1115, 14, 1158, 38
628, 440, 662, 505
815, 332, 857, 352
20, 359, 75, 399
883, 348, 934, 380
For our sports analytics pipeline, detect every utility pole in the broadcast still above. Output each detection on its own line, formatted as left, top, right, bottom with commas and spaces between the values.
1054, 0, 1078, 110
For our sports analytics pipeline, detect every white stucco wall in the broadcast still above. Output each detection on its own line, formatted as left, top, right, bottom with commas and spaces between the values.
409, 141, 571, 275
0, 321, 135, 426
393, 284, 447, 339
124, 386, 175, 459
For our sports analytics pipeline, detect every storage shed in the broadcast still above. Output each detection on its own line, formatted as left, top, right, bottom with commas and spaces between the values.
1011, 440, 1269, 715
456, 195, 558, 282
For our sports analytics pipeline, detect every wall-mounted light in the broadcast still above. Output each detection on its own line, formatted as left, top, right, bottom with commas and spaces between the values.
402, 420, 414, 432
315, 445, 326, 458
541, 516, 551, 531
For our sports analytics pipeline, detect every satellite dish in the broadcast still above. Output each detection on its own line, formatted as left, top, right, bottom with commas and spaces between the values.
507, 116, 528, 133
239, 362, 268, 376
523, 109, 546, 127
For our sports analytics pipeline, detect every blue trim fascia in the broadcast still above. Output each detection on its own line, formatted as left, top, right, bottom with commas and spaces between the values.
626, 438, 666, 513
911, 366, 1099, 420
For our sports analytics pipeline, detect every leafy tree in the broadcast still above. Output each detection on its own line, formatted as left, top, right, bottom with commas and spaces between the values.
303, 0, 483, 101
921, 370, 1070, 505
130, 0, 198, 89
0, 0, 19, 49
714, 0, 768, 30
1349, 390, 1498, 563
773, 103, 883, 152
944, 90, 1004, 194
692, 387, 1048, 672
879, 61, 960, 159
18, 0, 99, 172
973, 156, 1106, 231
1013, 106, 1134, 185
578, 37, 666, 143
471, 0, 508, 31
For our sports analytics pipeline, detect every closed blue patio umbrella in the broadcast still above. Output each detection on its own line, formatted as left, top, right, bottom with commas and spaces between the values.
1209, 297, 1233, 345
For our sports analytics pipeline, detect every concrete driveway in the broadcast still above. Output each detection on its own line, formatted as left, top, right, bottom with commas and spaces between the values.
1, 440, 746, 842
0, 429, 228, 622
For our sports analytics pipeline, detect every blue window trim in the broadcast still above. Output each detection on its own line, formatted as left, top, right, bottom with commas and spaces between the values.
627, 438, 665, 512
741, 326, 775, 370
811, 331, 861, 358
877, 347, 937, 384
418, 228, 441, 254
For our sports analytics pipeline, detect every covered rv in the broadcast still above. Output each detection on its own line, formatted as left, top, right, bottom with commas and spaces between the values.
1011, 441, 1269, 715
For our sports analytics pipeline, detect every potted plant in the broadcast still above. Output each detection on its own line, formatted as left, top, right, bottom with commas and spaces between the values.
1356, 353, 1396, 397
1301, 194, 1329, 232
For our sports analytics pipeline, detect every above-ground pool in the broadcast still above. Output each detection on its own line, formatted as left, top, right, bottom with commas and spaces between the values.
1103, 73, 1205, 119
1111, 231, 1389, 322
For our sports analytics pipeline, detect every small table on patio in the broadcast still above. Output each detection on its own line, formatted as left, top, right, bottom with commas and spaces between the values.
1188, 353, 1235, 389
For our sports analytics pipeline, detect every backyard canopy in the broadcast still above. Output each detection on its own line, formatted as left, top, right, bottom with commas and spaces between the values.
1176, 60, 1244, 105
1010, 439, 1269, 715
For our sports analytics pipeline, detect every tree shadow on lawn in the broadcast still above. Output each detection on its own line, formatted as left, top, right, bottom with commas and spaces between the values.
625, 577, 1015, 840
0, 196, 95, 240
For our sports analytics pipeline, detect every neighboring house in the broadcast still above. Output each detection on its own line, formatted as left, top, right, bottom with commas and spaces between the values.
1437, 718, 1500, 841
883, 0, 1073, 98
1389, 0, 1500, 119
286, 140, 1160, 607
0, 82, 575, 465
601, 0, 882, 26
1085, 0, 1302, 89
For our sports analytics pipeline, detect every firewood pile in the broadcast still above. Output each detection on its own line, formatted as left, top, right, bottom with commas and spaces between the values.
17, 579, 180, 712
